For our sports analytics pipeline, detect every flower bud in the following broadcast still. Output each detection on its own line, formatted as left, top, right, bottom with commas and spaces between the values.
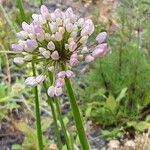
66, 70, 75, 78
42, 50, 51, 59
25, 77, 37, 86
65, 44, 69, 50
56, 78, 64, 88
55, 87, 63, 96
28, 33, 36, 40
47, 41, 55, 50
22, 22, 31, 32
92, 43, 108, 58
57, 71, 66, 78
12, 43, 23, 52
39, 47, 46, 53
82, 19, 94, 36
45, 33, 51, 41
40, 5, 50, 20
48, 66, 54, 72
25, 39, 38, 52
59, 27, 65, 34
54, 9, 62, 18
54, 32, 63, 41
79, 36, 88, 44
36, 75, 45, 84
51, 51, 59, 60
49, 22, 58, 33
16, 31, 28, 39
66, 23, 73, 33
14, 57, 24, 65
85, 54, 95, 63
47, 86, 55, 97
37, 33, 45, 42
50, 13, 56, 21
56, 18, 63, 26
77, 18, 84, 27
70, 58, 79, 66
71, 53, 78, 59
96, 32, 107, 43
23, 54, 32, 61
81, 47, 88, 53
68, 41, 77, 52
65, 8, 74, 18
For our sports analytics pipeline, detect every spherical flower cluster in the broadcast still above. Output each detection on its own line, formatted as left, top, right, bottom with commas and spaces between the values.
12, 5, 108, 97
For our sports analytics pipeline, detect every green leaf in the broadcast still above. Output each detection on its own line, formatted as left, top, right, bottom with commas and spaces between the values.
0, 83, 6, 98
106, 94, 117, 113
143, 91, 150, 106
135, 121, 150, 132
127, 121, 137, 127
12, 144, 22, 150
146, 115, 150, 122
116, 87, 128, 103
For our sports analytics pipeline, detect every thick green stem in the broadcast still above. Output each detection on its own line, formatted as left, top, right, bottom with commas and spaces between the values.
61, 64, 90, 150
32, 62, 43, 150
48, 72, 72, 150
43, 81, 62, 150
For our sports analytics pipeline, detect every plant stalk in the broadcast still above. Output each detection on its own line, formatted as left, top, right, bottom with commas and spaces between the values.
61, 64, 90, 150
48, 72, 72, 150
42, 81, 62, 150
31, 62, 43, 150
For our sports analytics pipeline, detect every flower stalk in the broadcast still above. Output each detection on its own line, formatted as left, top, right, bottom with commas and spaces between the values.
42, 81, 62, 150
31, 62, 43, 150
48, 72, 72, 150
62, 64, 90, 150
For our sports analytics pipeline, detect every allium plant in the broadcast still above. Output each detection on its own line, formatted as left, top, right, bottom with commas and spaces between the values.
12, 5, 108, 150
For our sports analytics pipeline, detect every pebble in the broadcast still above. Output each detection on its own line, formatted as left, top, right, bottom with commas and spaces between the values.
108, 140, 120, 149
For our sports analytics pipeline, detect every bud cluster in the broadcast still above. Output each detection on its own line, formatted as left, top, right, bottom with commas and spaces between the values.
12, 5, 108, 97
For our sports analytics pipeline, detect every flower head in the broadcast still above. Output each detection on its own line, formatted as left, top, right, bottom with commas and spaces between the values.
12, 5, 108, 97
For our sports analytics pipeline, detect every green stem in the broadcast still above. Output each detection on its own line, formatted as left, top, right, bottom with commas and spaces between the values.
48, 72, 72, 150
31, 62, 43, 150
40, 0, 43, 5
17, 0, 26, 21
61, 64, 90, 150
42, 81, 62, 150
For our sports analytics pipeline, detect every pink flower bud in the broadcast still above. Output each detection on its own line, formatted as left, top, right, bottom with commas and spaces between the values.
71, 53, 78, 59
40, 5, 50, 20
24, 77, 37, 86
68, 41, 77, 52
66, 70, 75, 78
85, 54, 95, 63
65, 7, 74, 18
92, 43, 108, 58
57, 71, 66, 78
47, 41, 55, 50
47, 86, 55, 97
55, 87, 63, 96
96, 32, 107, 43
12, 43, 23, 52
54, 32, 62, 41
56, 78, 64, 87
70, 58, 79, 66
51, 51, 59, 60
36, 75, 45, 84
50, 13, 56, 21
14, 57, 24, 64
22, 22, 30, 32
82, 19, 94, 36
25, 39, 38, 52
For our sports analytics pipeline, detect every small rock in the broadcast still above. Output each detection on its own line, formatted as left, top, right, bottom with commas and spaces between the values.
125, 140, 135, 149
108, 140, 120, 149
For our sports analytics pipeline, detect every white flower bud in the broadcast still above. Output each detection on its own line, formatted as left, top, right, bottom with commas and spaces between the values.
77, 18, 84, 27
47, 41, 55, 50
68, 41, 77, 52
47, 86, 55, 97
55, 87, 63, 96
54, 9, 62, 18
49, 22, 58, 33
23, 54, 32, 61
79, 36, 88, 44
42, 50, 51, 59
40, 5, 50, 20
35, 75, 45, 84
65, 44, 69, 50
16, 31, 28, 39
14, 57, 24, 65
37, 33, 45, 42
56, 18, 63, 26
54, 32, 63, 41
66, 23, 73, 33
45, 33, 51, 41
24, 77, 37, 86
57, 71, 66, 78
50, 13, 56, 21
81, 47, 89, 53
39, 47, 46, 53
51, 51, 59, 60
59, 27, 65, 34
48, 66, 54, 72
